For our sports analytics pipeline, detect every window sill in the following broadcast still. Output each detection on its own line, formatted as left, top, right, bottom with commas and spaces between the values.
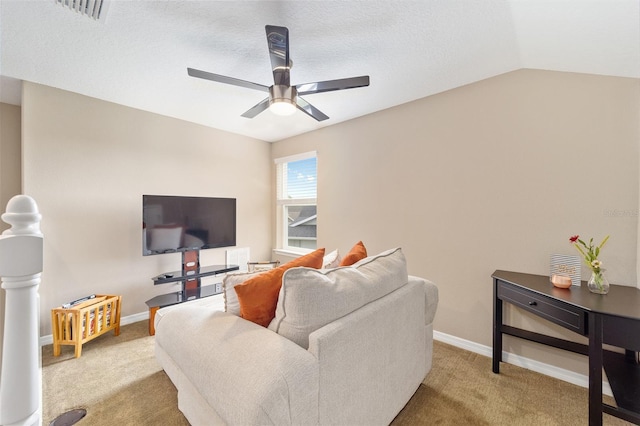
273, 248, 312, 258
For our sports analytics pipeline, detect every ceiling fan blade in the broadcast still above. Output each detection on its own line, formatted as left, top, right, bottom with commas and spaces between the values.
296, 97, 329, 122
296, 75, 370, 96
187, 68, 269, 93
265, 25, 290, 86
241, 97, 270, 119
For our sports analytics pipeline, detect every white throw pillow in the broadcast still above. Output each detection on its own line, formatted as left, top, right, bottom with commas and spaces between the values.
268, 247, 408, 348
222, 270, 261, 315
322, 249, 341, 268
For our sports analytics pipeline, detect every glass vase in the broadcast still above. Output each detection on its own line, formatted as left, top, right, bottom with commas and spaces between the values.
588, 270, 610, 294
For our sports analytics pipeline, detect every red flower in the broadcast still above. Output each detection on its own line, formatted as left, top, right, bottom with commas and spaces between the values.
569, 235, 579, 243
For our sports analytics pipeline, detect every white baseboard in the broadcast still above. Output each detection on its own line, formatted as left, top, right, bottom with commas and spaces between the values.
433, 330, 613, 397
39, 310, 149, 347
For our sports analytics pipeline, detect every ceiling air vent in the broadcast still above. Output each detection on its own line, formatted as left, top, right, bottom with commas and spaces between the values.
55, 0, 107, 20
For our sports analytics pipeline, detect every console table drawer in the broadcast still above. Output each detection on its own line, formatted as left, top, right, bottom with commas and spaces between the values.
497, 281, 586, 334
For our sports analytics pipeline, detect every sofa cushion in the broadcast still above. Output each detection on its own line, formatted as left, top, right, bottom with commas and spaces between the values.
234, 248, 326, 327
339, 241, 367, 266
269, 247, 408, 348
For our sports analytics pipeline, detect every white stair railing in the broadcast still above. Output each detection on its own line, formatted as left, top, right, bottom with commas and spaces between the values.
0, 195, 43, 426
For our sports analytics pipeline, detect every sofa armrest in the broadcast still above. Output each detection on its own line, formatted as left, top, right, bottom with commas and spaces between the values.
307, 279, 426, 425
408, 275, 439, 325
155, 306, 319, 425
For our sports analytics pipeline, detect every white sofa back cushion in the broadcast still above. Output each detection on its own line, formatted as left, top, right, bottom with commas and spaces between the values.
268, 247, 408, 348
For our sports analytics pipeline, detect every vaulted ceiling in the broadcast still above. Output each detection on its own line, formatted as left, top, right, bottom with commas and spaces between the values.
1, 0, 638, 142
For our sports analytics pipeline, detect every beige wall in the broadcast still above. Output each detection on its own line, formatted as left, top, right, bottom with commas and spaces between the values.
0, 102, 23, 371
21, 83, 273, 335
272, 69, 640, 375
0, 103, 22, 230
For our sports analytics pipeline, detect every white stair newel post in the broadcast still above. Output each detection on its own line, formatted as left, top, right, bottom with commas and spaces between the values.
0, 196, 43, 426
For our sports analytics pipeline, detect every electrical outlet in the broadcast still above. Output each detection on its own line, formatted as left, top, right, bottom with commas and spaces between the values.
215, 283, 222, 294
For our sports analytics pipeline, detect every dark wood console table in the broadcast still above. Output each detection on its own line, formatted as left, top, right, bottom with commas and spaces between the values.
492, 270, 640, 425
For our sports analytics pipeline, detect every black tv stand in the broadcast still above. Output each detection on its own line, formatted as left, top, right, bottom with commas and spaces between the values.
145, 250, 239, 335
152, 264, 240, 285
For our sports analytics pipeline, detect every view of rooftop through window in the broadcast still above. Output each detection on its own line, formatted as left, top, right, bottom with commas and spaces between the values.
278, 155, 317, 250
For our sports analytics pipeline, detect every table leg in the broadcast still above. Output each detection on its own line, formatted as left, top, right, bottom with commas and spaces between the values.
149, 306, 159, 336
493, 278, 503, 373
588, 313, 603, 426
625, 349, 638, 364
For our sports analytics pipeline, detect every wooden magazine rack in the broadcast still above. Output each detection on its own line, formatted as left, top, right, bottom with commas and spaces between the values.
51, 294, 121, 358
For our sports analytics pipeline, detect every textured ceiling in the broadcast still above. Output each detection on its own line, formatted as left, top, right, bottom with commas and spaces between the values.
1, 0, 638, 142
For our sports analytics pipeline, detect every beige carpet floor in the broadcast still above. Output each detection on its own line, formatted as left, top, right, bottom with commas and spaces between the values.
41, 321, 632, 425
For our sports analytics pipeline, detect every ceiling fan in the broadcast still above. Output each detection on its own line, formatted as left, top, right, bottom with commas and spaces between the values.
187, 25, 370, 121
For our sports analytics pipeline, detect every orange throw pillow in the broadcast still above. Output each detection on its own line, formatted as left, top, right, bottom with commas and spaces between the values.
234, 248, 325, 327
339, 241, 368, 266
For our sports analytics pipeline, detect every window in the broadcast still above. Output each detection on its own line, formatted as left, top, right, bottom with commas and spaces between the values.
275, 152, 317, 251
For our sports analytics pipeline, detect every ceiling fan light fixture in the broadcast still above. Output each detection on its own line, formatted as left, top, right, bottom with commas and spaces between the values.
270, 100, 296, 116
269, 85, 297, 116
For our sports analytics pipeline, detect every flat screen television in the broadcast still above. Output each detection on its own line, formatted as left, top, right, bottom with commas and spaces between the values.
142, 195, 236, 255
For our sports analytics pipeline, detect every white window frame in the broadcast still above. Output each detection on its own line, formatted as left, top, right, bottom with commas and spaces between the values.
274, 151, 317, 254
